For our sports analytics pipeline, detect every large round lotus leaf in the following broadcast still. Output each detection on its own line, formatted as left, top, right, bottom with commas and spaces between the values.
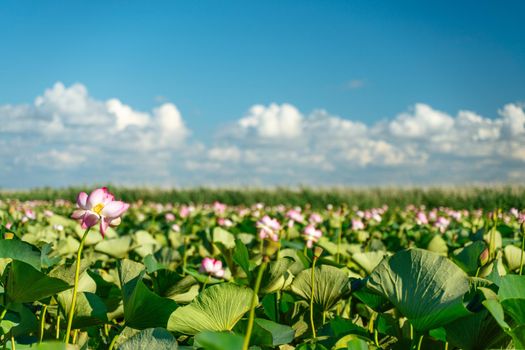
503, 245, 525, 272
498, 275, 525, 325
426, 234, 448, 255
261, 258, 294, 294
452, 241, 486, 275
444, 309, 508, 350
117, 327, 178, 350
351, 251, 389, 275
0, 239, 41, 271
366, 248, 472, 331
133, 231, 161, 257
95, 236, 132, 259
7, 260, 71, 303
290, 264, 349, 311
119, 259, 178, 330
167, 283, 255, 335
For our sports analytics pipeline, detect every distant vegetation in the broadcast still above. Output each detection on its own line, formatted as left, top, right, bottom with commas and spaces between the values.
1, 186, 524, 209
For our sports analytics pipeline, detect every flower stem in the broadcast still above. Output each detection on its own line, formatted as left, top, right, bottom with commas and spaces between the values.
336, 224, 342, 264
182, 236, 189, 276
55, 315, 60, 339
417, 335, 424, 350
0, 307, 8, 324
108, 334, 119, 350
72, 329, 79, 344
242, 259, 268, 350
520, 223, 525, 276
309, 256, 318, 339
39, 304, 48, 343
65, 227, 90, 344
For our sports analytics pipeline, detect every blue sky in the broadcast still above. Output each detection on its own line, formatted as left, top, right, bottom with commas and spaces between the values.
1, 1, 524, 188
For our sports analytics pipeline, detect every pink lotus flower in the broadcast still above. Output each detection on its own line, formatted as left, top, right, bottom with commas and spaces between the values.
434, 217, 450, 233
199, 257, 225, 278
165, 213, 176, 222
257, 215, 281, 241
303, 224, 322, 248
71, 187, 129, 237
309, 213, 323, 224
217, 217, 234, 227
171, 224, 181, 232
416, 211, 428, 225
24, 209, 36, 221
352, 219, 365, 231
286, 209, 304, 224
213, 201, 227, 214
179, 205, 194, 218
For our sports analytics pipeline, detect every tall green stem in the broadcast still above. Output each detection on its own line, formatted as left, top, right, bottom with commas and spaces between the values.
336, 225, 342, 264
242, 259, 268, 350
416, 335, 424, 350
65, 227, 90, 344
55, 315, 60, 339
39, 304, 48, 343
309, 256, 318, 339
520, 223, 525, 276
182, 236, 189, 276
0, 307, 8, 324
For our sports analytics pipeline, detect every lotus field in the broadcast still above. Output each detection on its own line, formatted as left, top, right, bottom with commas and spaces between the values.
1, 188, 525, 350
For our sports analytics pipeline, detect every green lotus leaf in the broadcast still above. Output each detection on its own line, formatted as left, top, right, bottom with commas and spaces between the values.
235, 318, 295, 347
10, 303, 38, 337
233, 239, 251, 279
452, 241, 487, 275
133, 230, 161, 257
366, 248, 472, 331
59, 291, 108, 329
167, 283, 255, 335
7, 260, 70, 303
0, 239, 41, 271
503, 245, 525, 272
426, 234, 448, 255
117, 327, 178, 350
498, 275, 525, 325
352, 251, 389, 275
119, 259, 178, 329
290, 264, 349, 311
444, 309, 508, 350
194, 331, 243, 350
95, 236, 132, 258
213, 227, 236, 249
261, 258, 294, 294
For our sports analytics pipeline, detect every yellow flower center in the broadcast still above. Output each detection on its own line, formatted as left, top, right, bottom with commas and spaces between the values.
93, 203, 105, 215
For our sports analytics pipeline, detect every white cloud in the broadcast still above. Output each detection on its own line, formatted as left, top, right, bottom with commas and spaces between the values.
0, 81, 524, 187
107, 99, 150, 131
238, 103, 303, 138
0, 82, 191, 187
500, 103, 525, 136
389, 103, 454, 138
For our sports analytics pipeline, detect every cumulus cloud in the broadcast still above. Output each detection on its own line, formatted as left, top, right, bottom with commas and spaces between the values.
0, 82, 190, 187
0, 82, 524, 187
388, 103, 455, 139
238, 103, 303, 138
195, 101, 525, 186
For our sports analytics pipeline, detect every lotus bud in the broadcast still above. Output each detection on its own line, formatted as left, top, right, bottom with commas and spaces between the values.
479, 248, 489, 266
314, 246, 323, 258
